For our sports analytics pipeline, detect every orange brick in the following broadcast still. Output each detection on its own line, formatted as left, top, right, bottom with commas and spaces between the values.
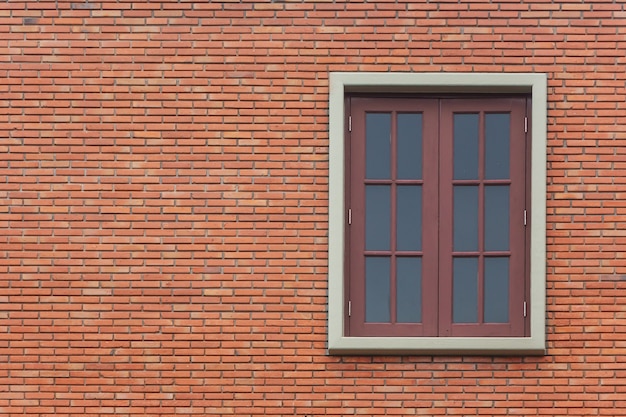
1, 0, 626, 416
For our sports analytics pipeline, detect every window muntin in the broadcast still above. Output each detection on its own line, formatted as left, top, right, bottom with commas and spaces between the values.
347, 96, 528, 339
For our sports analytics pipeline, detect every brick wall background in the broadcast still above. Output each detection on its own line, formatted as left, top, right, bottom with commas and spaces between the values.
2, 0, 626, 415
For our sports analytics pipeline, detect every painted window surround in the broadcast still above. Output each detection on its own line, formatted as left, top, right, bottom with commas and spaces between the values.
327, 72, 547, 355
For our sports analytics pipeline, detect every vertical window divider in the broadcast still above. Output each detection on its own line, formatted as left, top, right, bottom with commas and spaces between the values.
422, 100, 440, 336
390, 110, 398, 325
478, 110, 486, 325
437, 99, 453, 337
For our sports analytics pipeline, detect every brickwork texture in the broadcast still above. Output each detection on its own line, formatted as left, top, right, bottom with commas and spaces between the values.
2, 0, 626, 416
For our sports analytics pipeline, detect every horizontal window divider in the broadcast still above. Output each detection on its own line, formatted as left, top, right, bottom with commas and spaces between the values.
452, 251, 512, 256
452, 179, 512, 185
394, 180, 425, 184
363, 251, 423, 256
364, 179, 424, 184
483, 180, 512, 184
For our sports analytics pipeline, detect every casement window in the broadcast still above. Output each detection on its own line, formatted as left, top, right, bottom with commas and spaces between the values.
328, 73, 546, 355
348, 96, 527, 338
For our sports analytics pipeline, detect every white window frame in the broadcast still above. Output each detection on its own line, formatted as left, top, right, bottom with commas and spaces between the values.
327, 72, 547, 355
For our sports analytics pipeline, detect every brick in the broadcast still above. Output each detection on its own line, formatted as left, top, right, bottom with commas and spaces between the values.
0, 0, 625, 416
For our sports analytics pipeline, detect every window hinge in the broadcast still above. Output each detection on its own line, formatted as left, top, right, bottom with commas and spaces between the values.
349, 116, 352, 132
348, 208, 352, 225
524, 209, 527, 226
348, 300, 352, 317
523, 301, 527, 318
524, 116, 528, 133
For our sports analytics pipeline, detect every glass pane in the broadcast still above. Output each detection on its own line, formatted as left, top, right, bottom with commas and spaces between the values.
454, 186, 479, 252
397, 257, 422, 323
366, 113, 391, 179
365, 257, 391, 323
453, 113, 479, 180
484, 257, 509, 323
397, 113, 422, 180
453, 257, 478, 323
485, 113, 510, 180
485, 186, 510, 251
397, 185, 422, 251
366, 185, 390, 251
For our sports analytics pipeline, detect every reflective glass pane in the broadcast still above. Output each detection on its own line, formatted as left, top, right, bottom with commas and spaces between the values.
397, 185, 422, 251
453, 257, 478, 323
365, 257, 391, 323
485, 186, 510, 251
485, 113, 510, 180
366, 185, 390, 251
366, 113, 391, 179
454, 186, 479, 252
397, 113, 422, 179
484, 257, 509, 323
453, 113, 479, 180
397, 257, 422, 323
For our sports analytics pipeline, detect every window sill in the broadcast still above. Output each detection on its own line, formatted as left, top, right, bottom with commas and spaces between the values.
328, 335, 546, 356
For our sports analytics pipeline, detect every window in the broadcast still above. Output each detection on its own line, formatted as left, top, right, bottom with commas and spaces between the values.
349, 96, 527, 338
328, 73, 546, 355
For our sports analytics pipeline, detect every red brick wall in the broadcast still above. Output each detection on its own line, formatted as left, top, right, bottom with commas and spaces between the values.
2, 1, 626, 415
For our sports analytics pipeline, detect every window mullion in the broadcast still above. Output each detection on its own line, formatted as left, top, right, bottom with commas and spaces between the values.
390, 111, 398, 325
420, 100, 440, 337
478, 111, 486, 326
437, 99, 454, 337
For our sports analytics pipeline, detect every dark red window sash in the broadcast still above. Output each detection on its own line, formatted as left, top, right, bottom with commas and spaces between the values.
346, 96, 529, 338
348, 98, 439, 337
438, 98, 527, 337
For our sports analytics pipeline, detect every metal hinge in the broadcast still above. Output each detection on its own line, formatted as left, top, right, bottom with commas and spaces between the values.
524, 117, 528, 133
348, 300, 352, 317
523, 301, 527, 318
349, 116, 352, 132
348, 208, 352, 225
524, 209, 527, 226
